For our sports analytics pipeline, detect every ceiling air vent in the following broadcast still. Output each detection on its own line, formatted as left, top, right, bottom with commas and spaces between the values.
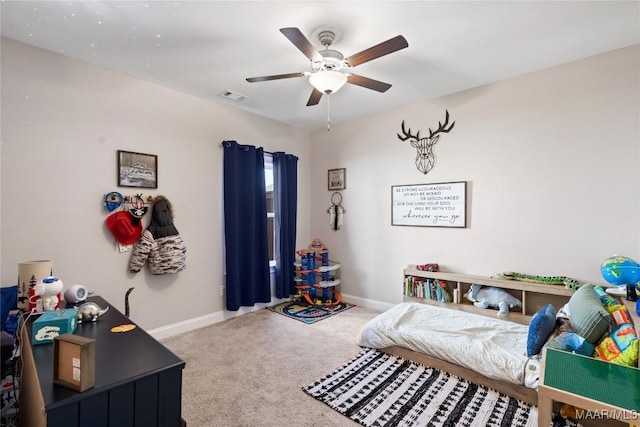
217, 90, 248, 102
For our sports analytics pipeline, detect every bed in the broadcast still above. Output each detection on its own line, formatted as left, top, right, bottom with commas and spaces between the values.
356, 283, 640, 420
356, 301, 540, 404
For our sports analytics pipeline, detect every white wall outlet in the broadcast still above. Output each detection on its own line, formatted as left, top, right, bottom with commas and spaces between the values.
118, 243, 133, 253
220, 285, 225, 296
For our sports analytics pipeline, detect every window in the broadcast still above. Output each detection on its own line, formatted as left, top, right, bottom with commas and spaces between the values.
264, 154, 275, 263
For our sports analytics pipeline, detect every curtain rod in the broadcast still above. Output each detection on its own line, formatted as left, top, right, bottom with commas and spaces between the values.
219, 141, 275, 155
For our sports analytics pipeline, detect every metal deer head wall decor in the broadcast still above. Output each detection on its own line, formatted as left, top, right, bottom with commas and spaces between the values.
397, 110, 455, 174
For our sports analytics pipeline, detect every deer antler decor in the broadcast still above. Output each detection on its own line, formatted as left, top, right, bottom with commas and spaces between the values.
397, 110, 455, 174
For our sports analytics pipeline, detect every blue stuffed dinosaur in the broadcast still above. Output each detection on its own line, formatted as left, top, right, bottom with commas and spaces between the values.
466, 284, 522, 317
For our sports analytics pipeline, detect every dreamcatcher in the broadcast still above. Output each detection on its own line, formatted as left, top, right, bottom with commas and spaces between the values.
328, 192, 345, 230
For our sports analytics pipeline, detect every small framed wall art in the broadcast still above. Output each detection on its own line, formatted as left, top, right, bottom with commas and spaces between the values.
117, 150, 158, 189
328, 168, 346, 191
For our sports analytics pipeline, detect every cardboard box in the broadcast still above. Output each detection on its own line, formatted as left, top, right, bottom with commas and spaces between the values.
53, 334, 95, 392
32, 307, 78, 345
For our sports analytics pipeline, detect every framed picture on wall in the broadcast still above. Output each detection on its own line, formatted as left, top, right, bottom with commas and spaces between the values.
391, 181, 467, 227
117, 150, 158, 189
328, 168, 346, 190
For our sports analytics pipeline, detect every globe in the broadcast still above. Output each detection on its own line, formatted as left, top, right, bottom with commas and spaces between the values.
600, 255, 640, 287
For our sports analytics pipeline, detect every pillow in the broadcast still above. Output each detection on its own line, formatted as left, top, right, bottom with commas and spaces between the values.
527, 304, 557, 356
594, 324, 639, 366
594, 285, 623, 308
591, 285, 639, 366
567, 284, 611, 344
545, 332, 595, 356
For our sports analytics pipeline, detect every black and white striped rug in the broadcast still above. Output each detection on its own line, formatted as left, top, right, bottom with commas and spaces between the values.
303, 348, 538, 427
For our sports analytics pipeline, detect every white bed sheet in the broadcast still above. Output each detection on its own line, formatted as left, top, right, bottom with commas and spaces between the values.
356, 302, 540, 389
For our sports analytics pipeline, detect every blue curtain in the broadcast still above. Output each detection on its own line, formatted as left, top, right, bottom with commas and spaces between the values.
222, 140, 271, 311
273, 152, 298, 298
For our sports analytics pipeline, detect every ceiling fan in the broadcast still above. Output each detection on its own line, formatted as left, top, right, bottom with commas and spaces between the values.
246, 27, 409, 107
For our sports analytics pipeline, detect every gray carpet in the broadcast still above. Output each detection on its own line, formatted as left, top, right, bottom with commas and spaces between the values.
161, 302, 380, 426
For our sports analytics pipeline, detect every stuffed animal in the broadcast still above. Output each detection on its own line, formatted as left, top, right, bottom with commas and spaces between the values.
465, 284, 522, 317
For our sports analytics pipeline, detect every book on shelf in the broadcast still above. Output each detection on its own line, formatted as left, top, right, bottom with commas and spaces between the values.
404, 275, 452, 303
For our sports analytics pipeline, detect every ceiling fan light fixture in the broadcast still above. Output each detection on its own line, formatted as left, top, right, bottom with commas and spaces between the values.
309, 70, 348, 94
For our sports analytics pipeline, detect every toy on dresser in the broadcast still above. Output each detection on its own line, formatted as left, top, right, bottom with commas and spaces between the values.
76, 302, 109, 323
465, 284, 522, 317
31, 308, 78, 345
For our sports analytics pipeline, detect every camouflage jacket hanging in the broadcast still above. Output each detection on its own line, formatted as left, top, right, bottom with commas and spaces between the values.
129, 196, 186, 275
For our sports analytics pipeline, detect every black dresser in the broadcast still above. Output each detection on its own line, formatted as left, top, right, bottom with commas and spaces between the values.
20, 296, 185, 427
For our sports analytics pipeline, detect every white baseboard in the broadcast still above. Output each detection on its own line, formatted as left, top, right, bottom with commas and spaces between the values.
341, 293, 395, 313
149, 311, 227, 341
149, 297, 287, 340
149, 294, 393, 341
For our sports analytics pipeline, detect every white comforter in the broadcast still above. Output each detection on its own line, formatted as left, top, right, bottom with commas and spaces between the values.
356, 302, 540, 389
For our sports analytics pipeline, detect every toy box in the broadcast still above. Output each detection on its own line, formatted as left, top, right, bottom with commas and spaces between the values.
32, 308, 78, 345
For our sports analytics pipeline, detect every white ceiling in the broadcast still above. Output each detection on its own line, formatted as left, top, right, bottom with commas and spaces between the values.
1, 1, 638, 131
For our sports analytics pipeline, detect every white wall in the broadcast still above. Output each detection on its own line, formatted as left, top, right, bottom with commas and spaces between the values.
309, 45, 640, 305
2, 37, 639, 334
0, 38, 312, 331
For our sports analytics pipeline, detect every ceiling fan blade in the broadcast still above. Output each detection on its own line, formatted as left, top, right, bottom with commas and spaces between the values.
246, 72, 305, 83
280, 27, 323, 62
345, 35, 409, 67
347, 74, 392, 93
306, 88, 323, 106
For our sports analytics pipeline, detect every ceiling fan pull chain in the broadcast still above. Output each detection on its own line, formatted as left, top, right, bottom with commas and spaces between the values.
327, 94, 331, 131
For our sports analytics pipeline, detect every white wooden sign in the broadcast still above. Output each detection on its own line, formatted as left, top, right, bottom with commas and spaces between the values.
392, 181, 467, 227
